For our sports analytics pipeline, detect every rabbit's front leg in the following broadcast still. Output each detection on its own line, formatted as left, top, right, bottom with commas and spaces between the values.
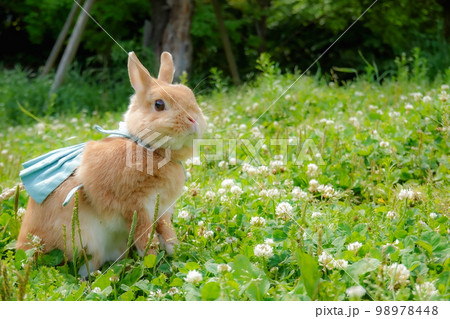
157, 212, 178, 256
125, 209, 159, 256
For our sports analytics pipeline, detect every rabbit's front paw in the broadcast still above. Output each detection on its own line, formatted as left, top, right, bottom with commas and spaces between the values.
159, 235, 178, 256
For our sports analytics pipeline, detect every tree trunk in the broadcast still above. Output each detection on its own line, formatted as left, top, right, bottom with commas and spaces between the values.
211, 0, 240, 85
143, 19, 152, 48
439, 0, 450, 41
161, 0, 194, 80
149, 0, 171, 55
50, 0, 95, 95
42, 1, 81, 76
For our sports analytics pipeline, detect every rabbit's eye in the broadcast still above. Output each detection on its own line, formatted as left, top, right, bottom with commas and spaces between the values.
154, 99, 165, 111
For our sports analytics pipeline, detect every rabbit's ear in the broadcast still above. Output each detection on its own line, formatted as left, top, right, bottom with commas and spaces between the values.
128, 52, 152, 92
158, 51, 174, 83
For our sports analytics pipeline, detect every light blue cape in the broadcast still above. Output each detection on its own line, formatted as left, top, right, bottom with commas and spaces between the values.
19, 123, 151, 206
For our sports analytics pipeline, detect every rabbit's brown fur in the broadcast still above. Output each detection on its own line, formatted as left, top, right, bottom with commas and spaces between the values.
17, 52, 206, 276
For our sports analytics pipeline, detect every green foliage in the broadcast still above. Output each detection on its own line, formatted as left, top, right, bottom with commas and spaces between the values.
0, 56, 449, 300
2, 0, 449, 83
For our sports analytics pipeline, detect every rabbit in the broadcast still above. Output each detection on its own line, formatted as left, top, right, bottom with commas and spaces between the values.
17, 51, 206, 277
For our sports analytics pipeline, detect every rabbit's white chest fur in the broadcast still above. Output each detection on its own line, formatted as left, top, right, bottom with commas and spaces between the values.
77, 209, 129, 277
80, 211, 128, 258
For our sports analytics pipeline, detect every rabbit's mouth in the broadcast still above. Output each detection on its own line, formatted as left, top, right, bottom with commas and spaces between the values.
163, 133, 197, 150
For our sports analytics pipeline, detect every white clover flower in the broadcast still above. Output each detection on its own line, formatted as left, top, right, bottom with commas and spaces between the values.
349, 117, 359, 126
317, 184, 335, 198
380, 141, 390, 148
221, 179, 235, 188
411, 92, 423, 101
356, 110, 363, 116
404, 103, 414, 110
398, 188, 413, 200
311, 211, 323, 218
270, 160, 284, 169
205, 191, 215, 201
259, 190, 269, 198
31, 235, 42, 245
241, 163, 253, 172
185, 270, 203, 284
17, 207, 26, 218
230, 185, 243, 197
217, 188, 227, 196
422, 95, 432, 103
267, 188, 281, 198
204, 230, 214, 238
384, 263, 410, 288
319, 118, 334, 125
318, 251, 334, 269
168, 287, 180, 295
218, 161, 228, 168
441, 84, 449, 90
239, 124, 247, 130
284, 94, 292, 101
35, 122, 45, 135
217, 264, 232, 273
178, 210, 190, 220
220, 195, 231, 204
192, 157, 201, 165
430, 213, 438, 219
274, 154, 284, 160
368, 104, 378, 110
332, 259, 348, 269
292, 187, 308, 200
346, 286, 366, 299
264, 238, 275, 245
225, 236, 237, 244
92, 287, 102, 294
254, 243, 274, 258
415, 282, 438, 299
308, 179, 319, 192
250, 216, 266, 227
347, 241, 362, 253
398, 188, 419, 201
354, 91, 364, 97
283, 179, 294, 188
228, 157, 237, 165
109, 275, 119, 283
438, 90, 449, 102
376, 109, 384, 115
198, 221, 204, 227
386, 211, 397, 219
275, 202, 293, 221
389, 111, 401, 118
306, 163, 319, 177
256, 165, 270, 175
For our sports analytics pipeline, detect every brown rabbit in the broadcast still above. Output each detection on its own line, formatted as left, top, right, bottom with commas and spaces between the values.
17, 52, 206, 276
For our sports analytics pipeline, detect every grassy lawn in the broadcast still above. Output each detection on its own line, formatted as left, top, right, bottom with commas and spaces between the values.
0, 63, 449, 300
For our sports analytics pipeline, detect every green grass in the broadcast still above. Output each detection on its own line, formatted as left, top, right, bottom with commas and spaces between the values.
0, 63, 449, 300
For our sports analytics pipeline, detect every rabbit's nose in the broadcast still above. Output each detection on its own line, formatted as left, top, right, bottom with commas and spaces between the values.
187, 117, 196, 124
